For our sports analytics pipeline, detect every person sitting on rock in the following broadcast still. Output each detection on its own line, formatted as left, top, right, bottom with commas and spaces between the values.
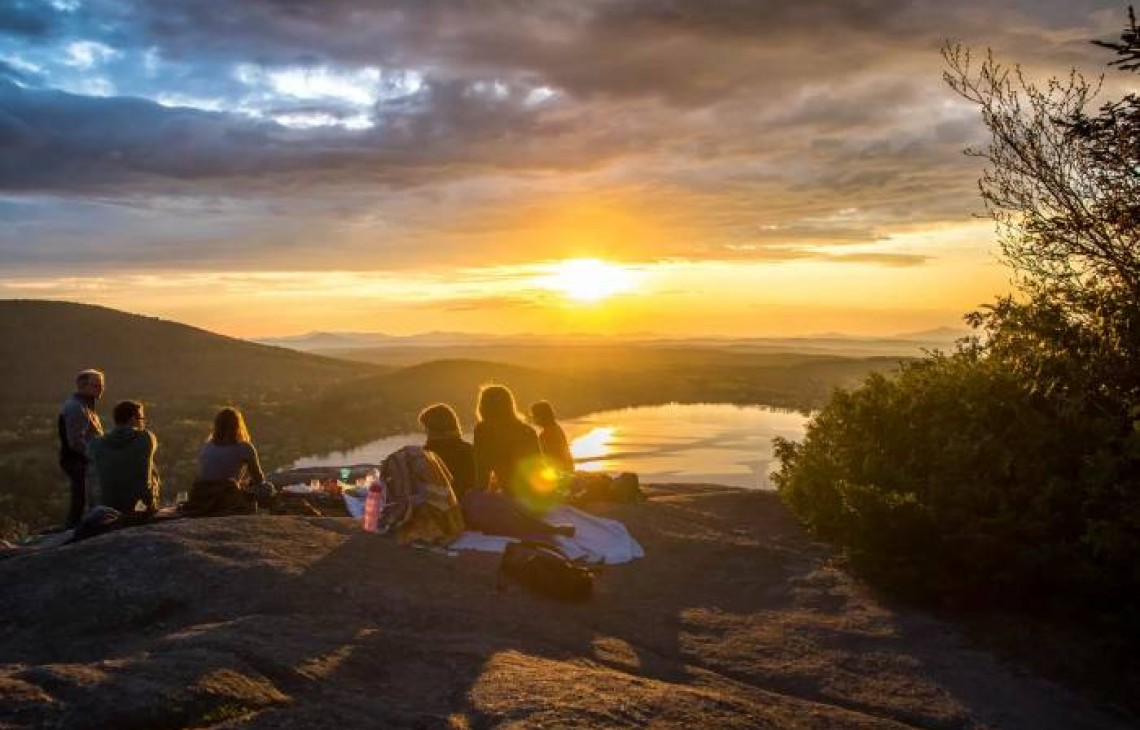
185, 407, 273, 515
420, 403, 476, 499
422, 400, 572, 539
530, 400, 575, 474
87, 400, 159, 516
473, 384, 546, 500
198, 407, 267, 488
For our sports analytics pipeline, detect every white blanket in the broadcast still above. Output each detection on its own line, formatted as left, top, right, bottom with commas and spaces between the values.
448, 506, 645, 565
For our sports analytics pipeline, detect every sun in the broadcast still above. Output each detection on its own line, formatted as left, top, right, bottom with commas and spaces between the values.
543, 258, 636, 303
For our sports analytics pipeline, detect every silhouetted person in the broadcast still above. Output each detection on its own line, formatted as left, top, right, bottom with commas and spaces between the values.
420, 403, 475, 498
88, 400, 159, 515
473, 384, 544, 499
423, 400, 572, 539
531, 400, 575, 474
58, 369, 105, 528
197, 407, 266, 487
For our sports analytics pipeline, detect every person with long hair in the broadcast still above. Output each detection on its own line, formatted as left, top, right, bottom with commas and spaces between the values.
423, 399, 572, 538
473, 384, 544, 497
530, 400, 575, 474
419, 403, 475, 498
196, 407, 265, 487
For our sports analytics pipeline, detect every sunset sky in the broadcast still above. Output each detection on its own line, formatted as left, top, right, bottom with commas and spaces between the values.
0, 1, 1128, 337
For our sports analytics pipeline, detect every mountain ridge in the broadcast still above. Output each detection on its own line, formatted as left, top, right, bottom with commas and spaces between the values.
0, 299, 380, 404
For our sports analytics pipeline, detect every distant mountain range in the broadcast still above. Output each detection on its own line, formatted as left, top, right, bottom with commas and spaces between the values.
255, 327, 970, 357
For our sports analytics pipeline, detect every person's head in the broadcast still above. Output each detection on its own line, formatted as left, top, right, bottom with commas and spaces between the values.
419, 403, 462, 439
530, 400, 557, 428
477, 384, 521, 423
76, 369, 105, 399
112, 400, 145, 428
210, 407, 250, 445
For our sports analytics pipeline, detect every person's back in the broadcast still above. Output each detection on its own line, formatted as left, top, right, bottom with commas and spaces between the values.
473, 416, 541, 495
89, 400, 158, 514
531, 400, 575, 474
197, 440, 264, 486
418, 403, 476, 499
424, 436, 475, 498
538, 423, 574, 473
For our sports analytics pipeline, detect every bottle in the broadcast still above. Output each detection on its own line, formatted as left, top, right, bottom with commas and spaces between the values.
363, 477, 384, 533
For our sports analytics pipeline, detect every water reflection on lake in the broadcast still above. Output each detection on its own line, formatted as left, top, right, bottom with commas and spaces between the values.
293, 403, 809, 490
565, 403, 808, 489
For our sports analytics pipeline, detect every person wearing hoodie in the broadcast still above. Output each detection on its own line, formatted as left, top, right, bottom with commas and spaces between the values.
88, 400, 160, 515
57, 369, 105, 528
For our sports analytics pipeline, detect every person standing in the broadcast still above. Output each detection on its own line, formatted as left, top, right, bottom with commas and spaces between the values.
88, 400, 160, 516
57, 369, 105, 528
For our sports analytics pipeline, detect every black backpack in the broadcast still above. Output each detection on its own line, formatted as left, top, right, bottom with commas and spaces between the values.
497, 541, 594, 602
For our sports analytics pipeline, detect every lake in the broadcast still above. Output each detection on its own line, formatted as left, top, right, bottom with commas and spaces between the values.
293, 403, 810, 490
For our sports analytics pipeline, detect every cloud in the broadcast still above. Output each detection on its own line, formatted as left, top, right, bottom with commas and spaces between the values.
0, 1, 60, 39
0, 0, 1129, 274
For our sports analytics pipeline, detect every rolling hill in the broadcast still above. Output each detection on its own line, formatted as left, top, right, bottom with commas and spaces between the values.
0, 300, 381, 405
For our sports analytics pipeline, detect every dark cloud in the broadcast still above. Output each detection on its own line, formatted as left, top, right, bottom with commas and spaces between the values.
0, 1, 60, 39
0, 76, 629, 196
0, 0, 1128, 272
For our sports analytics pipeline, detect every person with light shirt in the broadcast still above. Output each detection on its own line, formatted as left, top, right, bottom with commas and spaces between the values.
57, 369, 105, 527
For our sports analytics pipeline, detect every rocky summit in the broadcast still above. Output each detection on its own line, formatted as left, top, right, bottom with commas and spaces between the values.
0, 486, 1127, 729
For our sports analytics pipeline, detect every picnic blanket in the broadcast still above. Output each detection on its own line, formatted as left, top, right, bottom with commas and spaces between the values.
449, 506, 644, 565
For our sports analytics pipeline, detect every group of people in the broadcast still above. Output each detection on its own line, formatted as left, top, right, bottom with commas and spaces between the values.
58, 369, 267, 527
419, 385, 579, 540
58, 369, 579, 536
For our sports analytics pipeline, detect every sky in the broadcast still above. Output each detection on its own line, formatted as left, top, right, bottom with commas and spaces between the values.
0, 0, 1130, 338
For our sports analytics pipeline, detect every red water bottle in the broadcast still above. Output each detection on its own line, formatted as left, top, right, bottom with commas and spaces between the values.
363, 477, 383, 532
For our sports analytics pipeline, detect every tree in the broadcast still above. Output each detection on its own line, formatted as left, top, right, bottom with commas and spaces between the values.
774, 8, 1140, 614
943, 28, 1140, 296
942, 14, 1140, 410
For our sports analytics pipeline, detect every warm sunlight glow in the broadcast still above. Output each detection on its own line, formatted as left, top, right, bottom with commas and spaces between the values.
571, 426, 616, 472
542, 259, 636, 303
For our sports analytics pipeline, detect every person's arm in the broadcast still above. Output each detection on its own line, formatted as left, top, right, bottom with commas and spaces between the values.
473, 427, 491, 491
555, 425, 575, 472
145, 432, 159, 511
245, 442, 265, 485
457, 445, 477, 496
524, 425, 542, 458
